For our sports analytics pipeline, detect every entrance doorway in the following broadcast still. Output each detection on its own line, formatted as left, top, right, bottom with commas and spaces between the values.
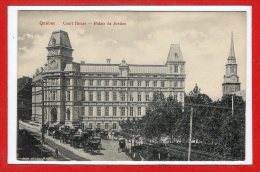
51, 107, 57, 122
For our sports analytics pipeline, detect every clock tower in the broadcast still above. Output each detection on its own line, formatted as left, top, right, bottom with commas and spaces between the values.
222, 33, 241, 96
47, 30, 73, 71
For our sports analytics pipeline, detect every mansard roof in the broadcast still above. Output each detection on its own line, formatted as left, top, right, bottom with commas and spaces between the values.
78, 63, 168, 74
166, 44, 184, 62
47, 30, 72, 48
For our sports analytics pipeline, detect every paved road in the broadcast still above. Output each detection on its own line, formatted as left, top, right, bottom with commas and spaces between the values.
20, 121, 132, 161
20, 122, 89, 161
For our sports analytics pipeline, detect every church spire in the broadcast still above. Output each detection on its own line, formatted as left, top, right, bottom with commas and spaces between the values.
229, 32, 235, 59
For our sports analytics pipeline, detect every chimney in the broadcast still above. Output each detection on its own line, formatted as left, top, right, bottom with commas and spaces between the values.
106, 58, 111, 64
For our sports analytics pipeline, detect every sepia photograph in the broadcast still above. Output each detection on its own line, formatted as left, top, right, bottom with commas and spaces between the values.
9, 6, 252, 164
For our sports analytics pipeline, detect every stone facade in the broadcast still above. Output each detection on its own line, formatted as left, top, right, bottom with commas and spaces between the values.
18, 76, 32, 120
32, 30, 186, 130
222, 33, 241, 96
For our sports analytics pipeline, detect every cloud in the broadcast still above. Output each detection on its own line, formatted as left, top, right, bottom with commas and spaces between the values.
17, 11, 247, 100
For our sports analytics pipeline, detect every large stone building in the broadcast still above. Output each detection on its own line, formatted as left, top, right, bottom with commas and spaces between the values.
18, 76, 32, 120
222, 33, 241, 96
32, 30, 186, 130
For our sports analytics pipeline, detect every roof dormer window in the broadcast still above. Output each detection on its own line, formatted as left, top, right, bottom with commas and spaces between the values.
175, 52, 178, 59
52, 37, 56, 46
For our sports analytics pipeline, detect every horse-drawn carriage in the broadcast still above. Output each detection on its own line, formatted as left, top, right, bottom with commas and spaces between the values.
118, 138, 127, 152
70, 134, 85, 148
59, 126, 76, 144
84, 136, 101, 154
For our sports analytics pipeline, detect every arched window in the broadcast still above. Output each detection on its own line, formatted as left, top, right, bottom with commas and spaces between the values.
231, 66, 234, 73
66, 109, 70, 120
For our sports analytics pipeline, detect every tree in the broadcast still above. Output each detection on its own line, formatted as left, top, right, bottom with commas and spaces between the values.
184, 84, 213, 143
142, 92, 183, 142
218, 95, 245, 160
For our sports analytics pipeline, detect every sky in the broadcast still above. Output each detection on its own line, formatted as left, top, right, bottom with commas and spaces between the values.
17, 11, 247, 100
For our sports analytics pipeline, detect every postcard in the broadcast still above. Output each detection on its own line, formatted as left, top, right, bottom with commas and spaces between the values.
8, 6, 252, 165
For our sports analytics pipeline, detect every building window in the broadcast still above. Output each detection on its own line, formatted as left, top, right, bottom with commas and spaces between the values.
113, 80, 117, 86
82, 91, 85, 101
89, 123, 93, 129
121, 80, 126, 87
138, 107, 141, 116
105, 92, 109, 101
112, 123, 117, 129
66, 109, 70, 120
51, 91, 56, 100
231, 66, 234, 73
105, 80, 109, 86
180, 93, 183, 101
174, 93, 178, 101
121, 93, 126, 101
67, 91, 70, 101
138, 81, 142, 87
97, 107, 101, 116
146, 95, 149, 101
97, 123, 101, 129
89, 80, 93, 86
154, 81, 157, 87
113, 92, 117, 101
97, 80, 102, 86
130, 107, 134, 116
66, 79, 70, 85
105, 107, 109, 116
174, 81, 178, 88
89, 107, 93, 116
130, 81, 134, 86
161, 81, 165, 87
120, 107, 125, 116
51, 79, 55, 86
44, 91, 47, 100
113, 107, 117, 116
89, 91, 93, 101
146, 81, 149, 87
81, 107, 85, 116
170, 66, 173, 73
138, 94, 142, 101
180, 81, 183, 87
130, 95, 133, 101
174, 65, 178, 73
175, 52, 178, 59
82, 79, 85, 86
105, 123, 109, 129
97, 91, 101, 101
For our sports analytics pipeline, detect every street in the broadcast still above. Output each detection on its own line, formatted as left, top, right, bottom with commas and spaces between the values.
19, 121, 132, 161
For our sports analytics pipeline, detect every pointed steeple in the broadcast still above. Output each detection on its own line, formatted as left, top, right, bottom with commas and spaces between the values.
228, 32, 235, 59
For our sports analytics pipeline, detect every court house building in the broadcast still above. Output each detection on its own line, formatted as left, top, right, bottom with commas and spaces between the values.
31, 30, 186, 130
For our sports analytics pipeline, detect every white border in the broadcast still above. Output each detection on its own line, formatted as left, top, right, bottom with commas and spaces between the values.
8, 6, 252, 165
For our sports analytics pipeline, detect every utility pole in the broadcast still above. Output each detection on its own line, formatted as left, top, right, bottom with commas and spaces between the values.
41, 79, 45, 144
188, 107, 193, 161
231, 95, 234, 116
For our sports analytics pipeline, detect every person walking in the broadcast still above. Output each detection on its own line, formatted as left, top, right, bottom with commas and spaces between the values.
55, 147, 59, 158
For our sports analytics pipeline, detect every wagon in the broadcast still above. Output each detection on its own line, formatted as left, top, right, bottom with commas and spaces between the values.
118, 138, 126, 152
84, 137, 101, 154
70, 134, 84, 148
